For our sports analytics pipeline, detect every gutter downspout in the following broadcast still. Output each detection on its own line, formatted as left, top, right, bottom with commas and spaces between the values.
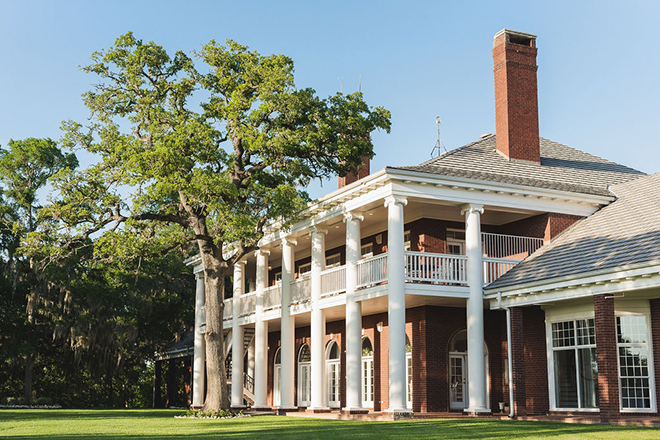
497, 292, 515, 418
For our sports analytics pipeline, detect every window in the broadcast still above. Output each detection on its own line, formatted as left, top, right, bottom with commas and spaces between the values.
404, 230, 411, 251
274, 272, 282, 282
273, 348, 282, 406
550, 319, 598, 409
447, 229, 465, 255
361, 337, 374, 407
298, 262, 311, 277
361, 243, 373, 258
298, 344, 311, 407
326, 341, 341, 407
325, 253, 341, 268
617, 315, 652, 410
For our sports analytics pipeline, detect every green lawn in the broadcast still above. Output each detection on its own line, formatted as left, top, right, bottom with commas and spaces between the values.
0, 409, 658, 439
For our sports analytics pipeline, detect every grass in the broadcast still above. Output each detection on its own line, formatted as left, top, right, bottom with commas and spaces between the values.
0, 409, 659, 439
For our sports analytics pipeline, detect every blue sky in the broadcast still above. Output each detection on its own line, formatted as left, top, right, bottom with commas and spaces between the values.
1, 0, 658, 199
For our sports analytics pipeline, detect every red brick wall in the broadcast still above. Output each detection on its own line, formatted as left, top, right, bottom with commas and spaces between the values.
492, 31, 540, 163
594, 295, 620, 422
522, 306, 549, 414
495, 213, 582, 243
338, 156, 370, 188
510, 307, 527, 416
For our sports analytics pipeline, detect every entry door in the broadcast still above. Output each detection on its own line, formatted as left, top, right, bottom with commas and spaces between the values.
327, 360, 340, 407
274, 365, 281, 406
449, 354, 468, 410
298, 363, 311, 407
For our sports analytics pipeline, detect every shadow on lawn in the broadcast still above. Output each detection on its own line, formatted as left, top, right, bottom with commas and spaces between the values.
0, 411, 654, 440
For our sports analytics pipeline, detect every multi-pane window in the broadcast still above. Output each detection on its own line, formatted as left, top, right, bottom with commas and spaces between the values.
325, 254, 341, 268
405, 335, 412, 408
617, 316, 652, 410
551, 319, 598, 409
326, 341, 340, 407
404, 230, 411, 251
361, 243, 374, 258
298, 263, 311, 277
361, 338, 374, 407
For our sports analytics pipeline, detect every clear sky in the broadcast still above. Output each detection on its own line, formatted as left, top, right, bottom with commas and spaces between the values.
1, 0, 658, 199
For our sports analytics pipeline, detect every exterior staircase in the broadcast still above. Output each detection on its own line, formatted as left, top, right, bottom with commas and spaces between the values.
223, 327, 256, 406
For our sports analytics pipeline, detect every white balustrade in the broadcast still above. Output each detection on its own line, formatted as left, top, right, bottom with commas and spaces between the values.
290, 276, 311, 304
263, 284, 282, 310
240, 292, 257, 316
482, 257, 520, 285
404, 251, 468, 284
320, 265, 346, 297
481, 232, 543, 259
223, 299, 233, 321
357, 253, 388, 288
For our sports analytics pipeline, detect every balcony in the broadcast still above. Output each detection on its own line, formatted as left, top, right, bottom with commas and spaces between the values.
221, 232, 542, 321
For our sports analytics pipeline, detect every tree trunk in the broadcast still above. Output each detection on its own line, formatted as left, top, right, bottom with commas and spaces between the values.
201, 260, 230, 411
24, 354, 34, 403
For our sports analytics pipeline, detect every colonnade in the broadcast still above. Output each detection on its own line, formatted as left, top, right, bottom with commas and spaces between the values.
190, 198, 489, 414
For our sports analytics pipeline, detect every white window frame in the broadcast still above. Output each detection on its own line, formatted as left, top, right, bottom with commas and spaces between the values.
361, 243, 373, 259
446, 228, 466, 256
616, 311, 657, 413
274, 272, 282, 282
325, 253, 341, 268
361, 337, 374, 408
404, 230, 411, 252
546, 317, 599, 411
298, 262, 312, 277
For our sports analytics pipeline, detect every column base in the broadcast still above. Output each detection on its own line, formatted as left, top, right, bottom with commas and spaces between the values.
230, 404, 247, 411
190, 405, 203, 410
276, 405, 299, 415
251, 405, 273, 411
306, 406, 331, 413
385, 408, 414, 420
342, 407, 370, 415
464, 407, 491, 416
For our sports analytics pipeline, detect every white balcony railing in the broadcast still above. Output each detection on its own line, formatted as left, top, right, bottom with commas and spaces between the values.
405, 251, 467, 284
240, 292, 256, 316
263, 284, 281, 310
482, 232, 543, 260
290, 276, 311, 304
321, 265, 346, 297
483, 257, 520, 285
357, 253, 388, 288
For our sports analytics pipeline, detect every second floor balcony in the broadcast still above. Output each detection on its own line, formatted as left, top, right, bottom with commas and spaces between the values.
221, 232, 542, 322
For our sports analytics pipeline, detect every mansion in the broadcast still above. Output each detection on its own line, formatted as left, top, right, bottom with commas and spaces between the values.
159, 29, 660, 423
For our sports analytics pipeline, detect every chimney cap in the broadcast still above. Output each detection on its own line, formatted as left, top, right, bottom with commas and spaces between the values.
494, 29, 537, 47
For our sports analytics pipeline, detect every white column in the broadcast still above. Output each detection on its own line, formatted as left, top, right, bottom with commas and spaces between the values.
461, 203, 489, 413
309, 227, 329, 411
280, 238, 297, 410
231, 261, 246, 409
384, 195, 411, 414
253, 249, 270, 410
192, 270, 206, 409
344, 212, 364, 412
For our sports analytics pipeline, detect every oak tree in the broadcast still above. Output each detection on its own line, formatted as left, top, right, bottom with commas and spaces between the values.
53, 33, 390, 410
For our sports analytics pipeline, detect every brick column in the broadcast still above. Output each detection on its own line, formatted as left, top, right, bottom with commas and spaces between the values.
510, 307, 527, 416
594, 294, 619, 423
650, 299, 660, 413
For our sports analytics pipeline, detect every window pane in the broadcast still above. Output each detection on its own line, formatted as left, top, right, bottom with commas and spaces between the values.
578, 348, 599, 408
617, 316, 647, 344
576, 319, 596, 346
554, 350, 578, 408
552, 321, 575, 348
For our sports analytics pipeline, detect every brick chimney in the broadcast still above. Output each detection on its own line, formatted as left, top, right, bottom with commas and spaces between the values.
492, 29, 540, 163
338, 156, 370, 188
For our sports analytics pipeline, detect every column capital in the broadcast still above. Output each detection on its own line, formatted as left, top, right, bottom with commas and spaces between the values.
460, 203, 484, 216
343, 211, 364, 223
384, 195, 408, 208
281, 237, 297, 247
254, 249, 271, 258
309, 226, 328, 236
234, 259, 247, 267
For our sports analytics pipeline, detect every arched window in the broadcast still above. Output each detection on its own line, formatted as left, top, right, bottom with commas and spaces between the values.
361, 337, 374, 408
405, 335, 412, 409
298, 344, 311, 407
326, 341, 340, 407
273, 347, 281, 406
448, 330, 489, 411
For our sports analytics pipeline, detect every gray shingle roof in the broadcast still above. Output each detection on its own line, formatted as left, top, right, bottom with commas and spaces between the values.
486, 173, 660, 290
394, 135, 644, 196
